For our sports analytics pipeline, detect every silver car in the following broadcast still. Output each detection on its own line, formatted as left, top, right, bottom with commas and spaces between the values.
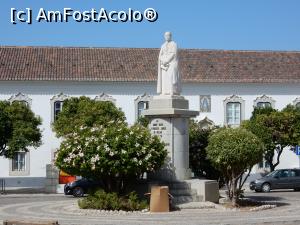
250, 169, 300, 192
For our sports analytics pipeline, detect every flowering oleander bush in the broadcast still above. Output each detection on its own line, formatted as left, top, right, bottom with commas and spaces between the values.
55, 122, 166, 193
53, 96, 126, 137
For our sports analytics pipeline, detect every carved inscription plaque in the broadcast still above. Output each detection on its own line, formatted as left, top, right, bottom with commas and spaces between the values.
150, 118, 170, 147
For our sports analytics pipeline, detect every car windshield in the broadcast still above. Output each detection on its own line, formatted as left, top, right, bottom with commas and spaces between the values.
265, 171, 277, 177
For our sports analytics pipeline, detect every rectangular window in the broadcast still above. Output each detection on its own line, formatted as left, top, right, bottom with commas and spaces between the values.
226, 102, 241, 125
54, 101, 63, 121
12, 152, 26, 171
137, 101, 149, 118
257, 102, 272, 108
258, 159, 270, 169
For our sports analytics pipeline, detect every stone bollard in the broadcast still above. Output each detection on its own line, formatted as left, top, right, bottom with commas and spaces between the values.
45, 164, 59, 193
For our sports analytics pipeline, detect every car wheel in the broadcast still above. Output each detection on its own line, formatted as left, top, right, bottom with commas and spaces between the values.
261, 183, 271, 192
73, 187, 84, 197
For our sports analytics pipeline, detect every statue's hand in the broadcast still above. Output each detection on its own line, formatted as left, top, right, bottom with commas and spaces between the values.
161, 64, 168, 71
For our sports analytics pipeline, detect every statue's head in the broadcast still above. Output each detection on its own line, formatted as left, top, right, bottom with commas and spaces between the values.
164, 32, 172, 42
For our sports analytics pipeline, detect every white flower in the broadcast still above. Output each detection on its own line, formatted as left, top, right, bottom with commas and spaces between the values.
104, 144, 110, 152
91, 127, 98, 132
145, 154, 151, 160
91, 164, 96, 170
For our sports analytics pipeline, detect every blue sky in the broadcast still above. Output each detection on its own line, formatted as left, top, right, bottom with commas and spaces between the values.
0, 0, 299, 50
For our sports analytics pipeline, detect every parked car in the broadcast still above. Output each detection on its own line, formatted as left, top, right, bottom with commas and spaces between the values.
250, 168, 300, 192
64, 178, 103, 197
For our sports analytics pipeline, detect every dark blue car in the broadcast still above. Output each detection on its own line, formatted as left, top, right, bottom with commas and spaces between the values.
64, 178, 103, 197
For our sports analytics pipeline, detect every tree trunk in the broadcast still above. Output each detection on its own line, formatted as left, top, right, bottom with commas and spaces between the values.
269, 163, 275, 172
273, 146, 283, 169
266, 150, 275, 172
231, 177, 238, 207
266, 146, 283, 172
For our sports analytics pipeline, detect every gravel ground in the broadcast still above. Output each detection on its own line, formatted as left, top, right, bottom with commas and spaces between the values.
0, 191, 300, 225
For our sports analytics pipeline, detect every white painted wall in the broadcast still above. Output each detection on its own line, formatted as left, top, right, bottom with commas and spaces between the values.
0, 81, 299, 181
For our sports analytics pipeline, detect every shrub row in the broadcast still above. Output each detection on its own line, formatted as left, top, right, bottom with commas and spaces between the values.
78, 189, 148, 211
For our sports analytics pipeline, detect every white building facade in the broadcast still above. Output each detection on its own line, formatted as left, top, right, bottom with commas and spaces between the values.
0, 46, 299, 189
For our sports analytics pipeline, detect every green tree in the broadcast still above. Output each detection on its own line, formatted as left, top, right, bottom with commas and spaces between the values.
207, 127, 264, 206
189, 120, 223, 185
52, 96, 126, 137
243, 105, 300, 171
55, 123, 166, 193
0, 101, 42, 158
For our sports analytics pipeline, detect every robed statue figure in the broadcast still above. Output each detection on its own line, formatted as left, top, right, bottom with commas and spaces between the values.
157, 32, 181, 96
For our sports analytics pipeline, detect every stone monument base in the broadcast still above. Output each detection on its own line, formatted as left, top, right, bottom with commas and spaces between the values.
143, 95, 198, 181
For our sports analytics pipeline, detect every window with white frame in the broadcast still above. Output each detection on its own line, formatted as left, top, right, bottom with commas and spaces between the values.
224, 95, 245, 126
50, 93, 69, 123
258, 159, 270, 169
256, 102, 272, 108
54, 101, 63, 121
9, 151, 30, 176
134, 93, 151, 120
12, 152, 26, 171
8, 93, 32, 107
137, 101, 149, 118
254, 95, 275, 109
226, 102, 241, 125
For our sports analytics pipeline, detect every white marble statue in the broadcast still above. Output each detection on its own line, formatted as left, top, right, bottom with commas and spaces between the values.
157, 32, 181, 96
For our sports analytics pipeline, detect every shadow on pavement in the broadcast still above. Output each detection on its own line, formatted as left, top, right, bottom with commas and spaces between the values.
244, 194, 290, 207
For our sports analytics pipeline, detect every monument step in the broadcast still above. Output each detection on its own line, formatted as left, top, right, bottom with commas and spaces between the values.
172, 195, 203, 204
169, 188, 197, 196
167, 181, 192, 190
148, 180, 203, 204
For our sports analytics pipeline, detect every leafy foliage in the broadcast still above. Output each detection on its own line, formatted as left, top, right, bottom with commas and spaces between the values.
78, 189, 148, 211
207, 127, 264, 206
135, 116, 150, 128
55, 123, 166, 193
0, 101, 42, 158
189, 120, 223, 185
52, 96, 126, 137
243, 105, 300, 171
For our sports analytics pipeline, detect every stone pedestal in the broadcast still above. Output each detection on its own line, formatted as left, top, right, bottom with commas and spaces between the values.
142, 95, 199, 181
45, 164, 59, 193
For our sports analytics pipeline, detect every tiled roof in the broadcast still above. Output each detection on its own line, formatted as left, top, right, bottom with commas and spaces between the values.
0, 46, 300, 83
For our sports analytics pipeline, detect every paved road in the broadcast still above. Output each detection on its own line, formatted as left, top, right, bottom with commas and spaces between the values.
1, 191, 300, 225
